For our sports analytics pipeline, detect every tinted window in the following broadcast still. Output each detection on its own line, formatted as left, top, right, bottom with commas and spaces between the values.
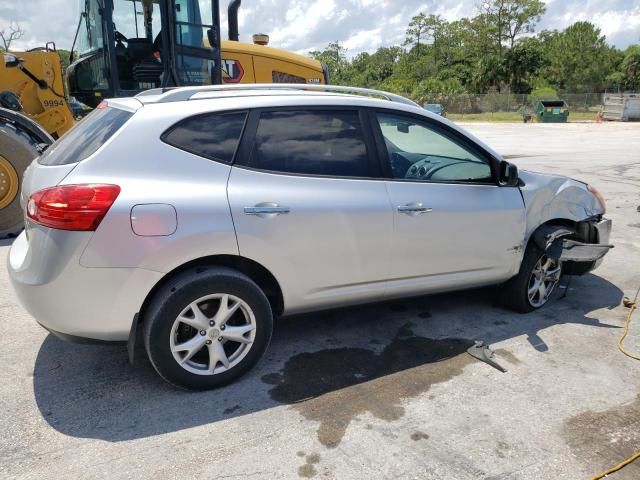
249, 110, 370, 177
39, 106, 132, 166
377, 113, 492, 182
162, 111, 247, 163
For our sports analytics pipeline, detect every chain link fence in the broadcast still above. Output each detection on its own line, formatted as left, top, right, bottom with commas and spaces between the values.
418, 93, 604, 117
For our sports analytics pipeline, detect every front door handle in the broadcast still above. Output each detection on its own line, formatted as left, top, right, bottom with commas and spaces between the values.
397, 203, 433, 215
244, 203, 290, 216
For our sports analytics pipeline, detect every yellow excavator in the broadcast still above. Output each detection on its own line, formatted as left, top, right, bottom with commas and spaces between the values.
0, 0, 327, 237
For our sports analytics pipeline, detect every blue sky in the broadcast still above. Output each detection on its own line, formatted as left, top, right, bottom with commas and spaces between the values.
1, 0, 638, 54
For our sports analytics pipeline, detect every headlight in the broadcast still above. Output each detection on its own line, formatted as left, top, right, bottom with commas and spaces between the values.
587, 184, 606, 214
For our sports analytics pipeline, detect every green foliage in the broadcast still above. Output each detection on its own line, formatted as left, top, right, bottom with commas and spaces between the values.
411, 78, 466, 104
530, 86, 558, 102
503, 37, 546, 92
479, 0, 546, 52
310, 42, 350, 84
537, 22, 616, 92
57, 49, 71, 71
405, 14, 444, 55
308, 10, 635, 97
620, 50, 640, 90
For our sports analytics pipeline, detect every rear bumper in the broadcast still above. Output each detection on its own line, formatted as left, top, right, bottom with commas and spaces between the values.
41, 326, 127, 345
8, 228, 163, 342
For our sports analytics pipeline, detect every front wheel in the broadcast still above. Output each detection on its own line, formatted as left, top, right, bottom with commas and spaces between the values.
501, 243, 562, 313
143, 267, 273, 390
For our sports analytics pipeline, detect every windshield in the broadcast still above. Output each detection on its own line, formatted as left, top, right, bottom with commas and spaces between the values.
174, 0, 213, 48
77, 0, 105, 55
112, 0, 161, 41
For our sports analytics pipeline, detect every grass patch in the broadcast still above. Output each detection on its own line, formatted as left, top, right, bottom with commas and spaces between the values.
448, 111, 598, 123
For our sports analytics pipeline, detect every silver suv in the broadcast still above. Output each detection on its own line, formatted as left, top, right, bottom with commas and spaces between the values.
8, 85, 612, 389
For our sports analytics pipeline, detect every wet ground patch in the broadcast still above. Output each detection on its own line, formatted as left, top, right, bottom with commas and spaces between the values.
563, 394, 640, 479
410, 431, 429, 441
262, 325, 475, 448
296, 452, 321, 478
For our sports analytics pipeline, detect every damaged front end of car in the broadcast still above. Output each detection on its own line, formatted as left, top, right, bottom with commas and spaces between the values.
519, 170, 613, 276
532, 219, 613, 275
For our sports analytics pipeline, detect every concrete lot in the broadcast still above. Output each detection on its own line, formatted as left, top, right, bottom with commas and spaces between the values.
1, 122, 639, 480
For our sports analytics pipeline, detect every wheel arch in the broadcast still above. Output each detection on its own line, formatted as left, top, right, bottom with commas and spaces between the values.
525, 218, 578, 247
525, 216, 604, 249
138, 255, 285, 325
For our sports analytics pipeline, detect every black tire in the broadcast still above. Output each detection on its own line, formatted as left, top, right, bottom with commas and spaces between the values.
500, 242, 561, 313
0, 122, 39, 238
143, 267, 274, 390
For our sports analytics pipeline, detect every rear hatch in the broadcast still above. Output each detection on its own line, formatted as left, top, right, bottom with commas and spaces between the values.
20, 100, 138, 210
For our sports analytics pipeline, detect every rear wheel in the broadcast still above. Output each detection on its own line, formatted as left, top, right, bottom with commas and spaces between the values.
501, 242, 562, 313
143, 267, 274, 390
0, 122, 40, 238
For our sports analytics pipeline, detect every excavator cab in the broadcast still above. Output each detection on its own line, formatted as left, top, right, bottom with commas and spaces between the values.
67, 0, 224, 107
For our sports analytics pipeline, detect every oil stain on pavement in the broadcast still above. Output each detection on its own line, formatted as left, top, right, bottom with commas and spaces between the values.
410, 431, 429, 441
262, 324, 475, 448
563, 394, 640, 479
296, 452, 321, 478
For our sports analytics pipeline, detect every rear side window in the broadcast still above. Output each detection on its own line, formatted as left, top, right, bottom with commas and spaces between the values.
39, 106, 132, 165
162, 111, 247, 163
247, 110, 370, 177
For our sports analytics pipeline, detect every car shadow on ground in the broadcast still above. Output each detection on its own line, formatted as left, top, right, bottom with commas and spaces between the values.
32, 273, 623, 443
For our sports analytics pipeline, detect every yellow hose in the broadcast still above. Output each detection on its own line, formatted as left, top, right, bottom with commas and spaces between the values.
590, 451, 640, 480
589, 291, 639, 480
617, 297, 640, 361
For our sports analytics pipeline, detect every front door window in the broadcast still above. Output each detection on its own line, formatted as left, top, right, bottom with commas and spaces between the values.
377, 113, 493, 183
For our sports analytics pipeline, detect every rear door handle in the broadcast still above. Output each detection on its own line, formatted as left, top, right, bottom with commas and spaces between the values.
397, 203, 433, 215
244, 204, 290, 216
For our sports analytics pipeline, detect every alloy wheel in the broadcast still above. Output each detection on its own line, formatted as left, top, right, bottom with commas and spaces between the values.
527, 255, 561, 308
169, 294, 256, 375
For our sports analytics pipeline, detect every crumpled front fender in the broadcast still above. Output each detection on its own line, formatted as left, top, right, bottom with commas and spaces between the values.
518, 170, 604, 241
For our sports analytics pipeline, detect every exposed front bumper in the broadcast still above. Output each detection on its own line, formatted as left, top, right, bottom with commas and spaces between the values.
557, 217, 612, 275
592, 217, 612, 269
8, 227, 163, 342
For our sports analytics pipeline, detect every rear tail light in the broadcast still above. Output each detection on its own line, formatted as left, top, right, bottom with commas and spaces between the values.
27, 184, 121, 231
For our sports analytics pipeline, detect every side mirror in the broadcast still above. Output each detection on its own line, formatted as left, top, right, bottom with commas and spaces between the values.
499, 160, 519, 187
4, 53, 22, 68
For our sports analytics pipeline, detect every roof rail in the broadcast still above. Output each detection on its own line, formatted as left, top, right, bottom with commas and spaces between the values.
151, 84, 419, 107
135, 87, 172, 97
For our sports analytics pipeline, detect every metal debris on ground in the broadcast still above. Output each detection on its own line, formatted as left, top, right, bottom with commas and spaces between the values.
467, 341, 507, 373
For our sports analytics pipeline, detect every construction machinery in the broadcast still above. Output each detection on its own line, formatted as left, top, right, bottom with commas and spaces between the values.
0, 0, 327, 237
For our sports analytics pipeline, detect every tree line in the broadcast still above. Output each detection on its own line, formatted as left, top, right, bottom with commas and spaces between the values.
310, 0, 640, 102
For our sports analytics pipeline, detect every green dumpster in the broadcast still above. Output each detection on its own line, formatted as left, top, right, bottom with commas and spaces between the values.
535, 100, 569, 123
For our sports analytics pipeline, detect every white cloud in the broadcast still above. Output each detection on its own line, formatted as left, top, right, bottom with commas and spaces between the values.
543, 0, 640, 45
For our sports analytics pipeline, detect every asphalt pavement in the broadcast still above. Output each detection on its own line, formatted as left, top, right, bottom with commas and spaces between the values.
1, 122, 639, 479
